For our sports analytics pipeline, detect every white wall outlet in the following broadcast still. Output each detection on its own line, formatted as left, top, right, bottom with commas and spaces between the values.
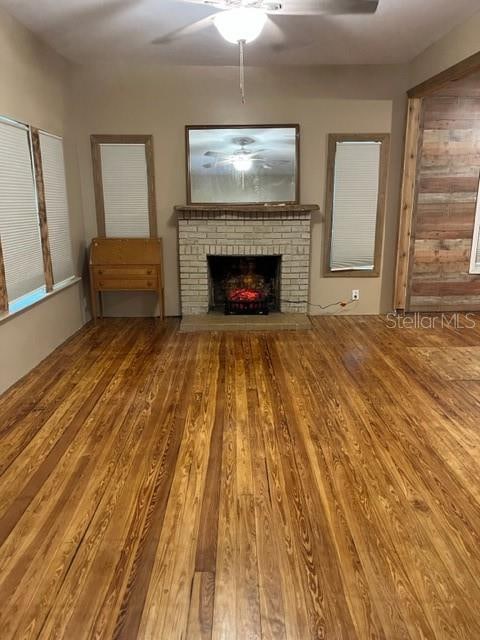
352, 289, 360, 301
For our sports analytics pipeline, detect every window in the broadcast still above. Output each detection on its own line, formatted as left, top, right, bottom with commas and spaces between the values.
324, 134, 389, 277
91, 135, 157, 238
0, 115, 76, 316
469, 176, 480, 274
39, 132, 75, 286
0, 118, 45, 306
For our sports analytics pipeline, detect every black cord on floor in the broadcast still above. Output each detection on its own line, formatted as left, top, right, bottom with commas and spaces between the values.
280, 299, 358, 311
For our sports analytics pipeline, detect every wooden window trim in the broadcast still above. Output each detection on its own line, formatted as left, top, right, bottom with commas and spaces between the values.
30, 128, 54, 292
323, 133, 390, 278
0, 119, 55, 310
0, 236, 7, 313
91, 134, 158, 238
469, 174, 480, 275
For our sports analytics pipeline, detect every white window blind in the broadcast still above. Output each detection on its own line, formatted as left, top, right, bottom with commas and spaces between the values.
0, 118, 45, 302
330, 141, 381, 271
469, 179, 480, 274
100, 143, 150, 237
39, 132, 75, 285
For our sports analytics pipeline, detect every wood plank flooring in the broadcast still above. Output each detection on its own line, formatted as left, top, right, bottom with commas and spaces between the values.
1, 315, 480, 639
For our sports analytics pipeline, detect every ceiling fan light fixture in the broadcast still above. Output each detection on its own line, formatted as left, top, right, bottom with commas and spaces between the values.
233, 155, 253, 172
214, 7, 267, 44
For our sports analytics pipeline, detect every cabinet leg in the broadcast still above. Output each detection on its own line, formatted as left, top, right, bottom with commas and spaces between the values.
158, 287, 165, 321
90, 280, 98, 324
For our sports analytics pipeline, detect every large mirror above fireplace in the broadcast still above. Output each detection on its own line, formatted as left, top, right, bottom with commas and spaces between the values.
186, 125, 299, 205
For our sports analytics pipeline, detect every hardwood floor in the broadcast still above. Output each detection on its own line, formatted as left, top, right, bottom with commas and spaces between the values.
1, 315, 480, 639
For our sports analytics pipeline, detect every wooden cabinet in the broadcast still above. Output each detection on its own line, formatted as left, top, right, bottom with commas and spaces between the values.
89, 238, 164, 321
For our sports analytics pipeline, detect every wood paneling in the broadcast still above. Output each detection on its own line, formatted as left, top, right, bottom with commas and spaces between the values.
408, 95, 480, 311
1, 317, 480, 638
433, 70, 480, 98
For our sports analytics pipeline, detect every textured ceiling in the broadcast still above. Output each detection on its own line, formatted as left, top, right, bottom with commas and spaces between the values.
0, 0, 478, 66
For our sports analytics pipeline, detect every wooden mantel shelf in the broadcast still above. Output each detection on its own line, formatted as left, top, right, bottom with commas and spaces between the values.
175, 204, 319, 215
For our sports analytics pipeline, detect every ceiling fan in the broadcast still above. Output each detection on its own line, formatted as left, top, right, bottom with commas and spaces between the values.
202, 136, 287, 171
154, 0, 379, 102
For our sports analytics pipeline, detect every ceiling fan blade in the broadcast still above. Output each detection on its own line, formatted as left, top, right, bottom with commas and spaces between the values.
267, 14, 313, 52
272, 0, 379, 15
152, 15, 216, 45
204, 151, 228, 157
247, 149, 267, 156
177, 0, 230, 7
203, 159, 235, 168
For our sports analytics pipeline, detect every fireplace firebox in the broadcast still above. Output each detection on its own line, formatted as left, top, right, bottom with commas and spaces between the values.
207, 256, 281, 315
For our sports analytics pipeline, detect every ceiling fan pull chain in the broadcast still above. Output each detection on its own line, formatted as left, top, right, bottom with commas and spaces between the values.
239, 39, 246, 104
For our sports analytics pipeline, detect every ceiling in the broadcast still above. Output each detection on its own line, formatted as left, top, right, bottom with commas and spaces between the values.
0, 0, 478, 66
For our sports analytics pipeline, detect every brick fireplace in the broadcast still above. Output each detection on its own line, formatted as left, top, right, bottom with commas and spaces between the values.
176, 204, 319, 316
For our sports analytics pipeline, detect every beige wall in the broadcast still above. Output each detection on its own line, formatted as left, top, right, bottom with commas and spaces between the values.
0, 285, 84, 393
409, 9, 480, 87
72, 63, 409, 316
0, 8, 86, 395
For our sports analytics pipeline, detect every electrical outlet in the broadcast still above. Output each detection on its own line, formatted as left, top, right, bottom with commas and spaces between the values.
352, 289, 360, 301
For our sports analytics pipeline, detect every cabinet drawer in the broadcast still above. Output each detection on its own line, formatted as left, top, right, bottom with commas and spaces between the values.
93, 266, 156, 278
95, 277, 157, 291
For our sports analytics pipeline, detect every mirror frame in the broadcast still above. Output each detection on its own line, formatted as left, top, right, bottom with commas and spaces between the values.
185, 124, 300, 206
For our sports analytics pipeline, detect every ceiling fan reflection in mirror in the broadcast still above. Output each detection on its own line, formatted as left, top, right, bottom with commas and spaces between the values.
154, 0, 379, 103
202, 134, 290, 186
204, 137, 269, 171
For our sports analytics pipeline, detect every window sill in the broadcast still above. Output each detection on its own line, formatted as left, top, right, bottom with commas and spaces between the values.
0, 276, 82, 326
323, 269, 380, 278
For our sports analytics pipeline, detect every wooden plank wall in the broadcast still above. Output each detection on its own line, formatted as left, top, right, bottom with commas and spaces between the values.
408, 94, 480, 311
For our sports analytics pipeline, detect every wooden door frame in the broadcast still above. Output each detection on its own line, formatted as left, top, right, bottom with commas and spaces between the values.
394, 50, 480, 311
393, 98, 423, 310
408, 50, 480, 99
